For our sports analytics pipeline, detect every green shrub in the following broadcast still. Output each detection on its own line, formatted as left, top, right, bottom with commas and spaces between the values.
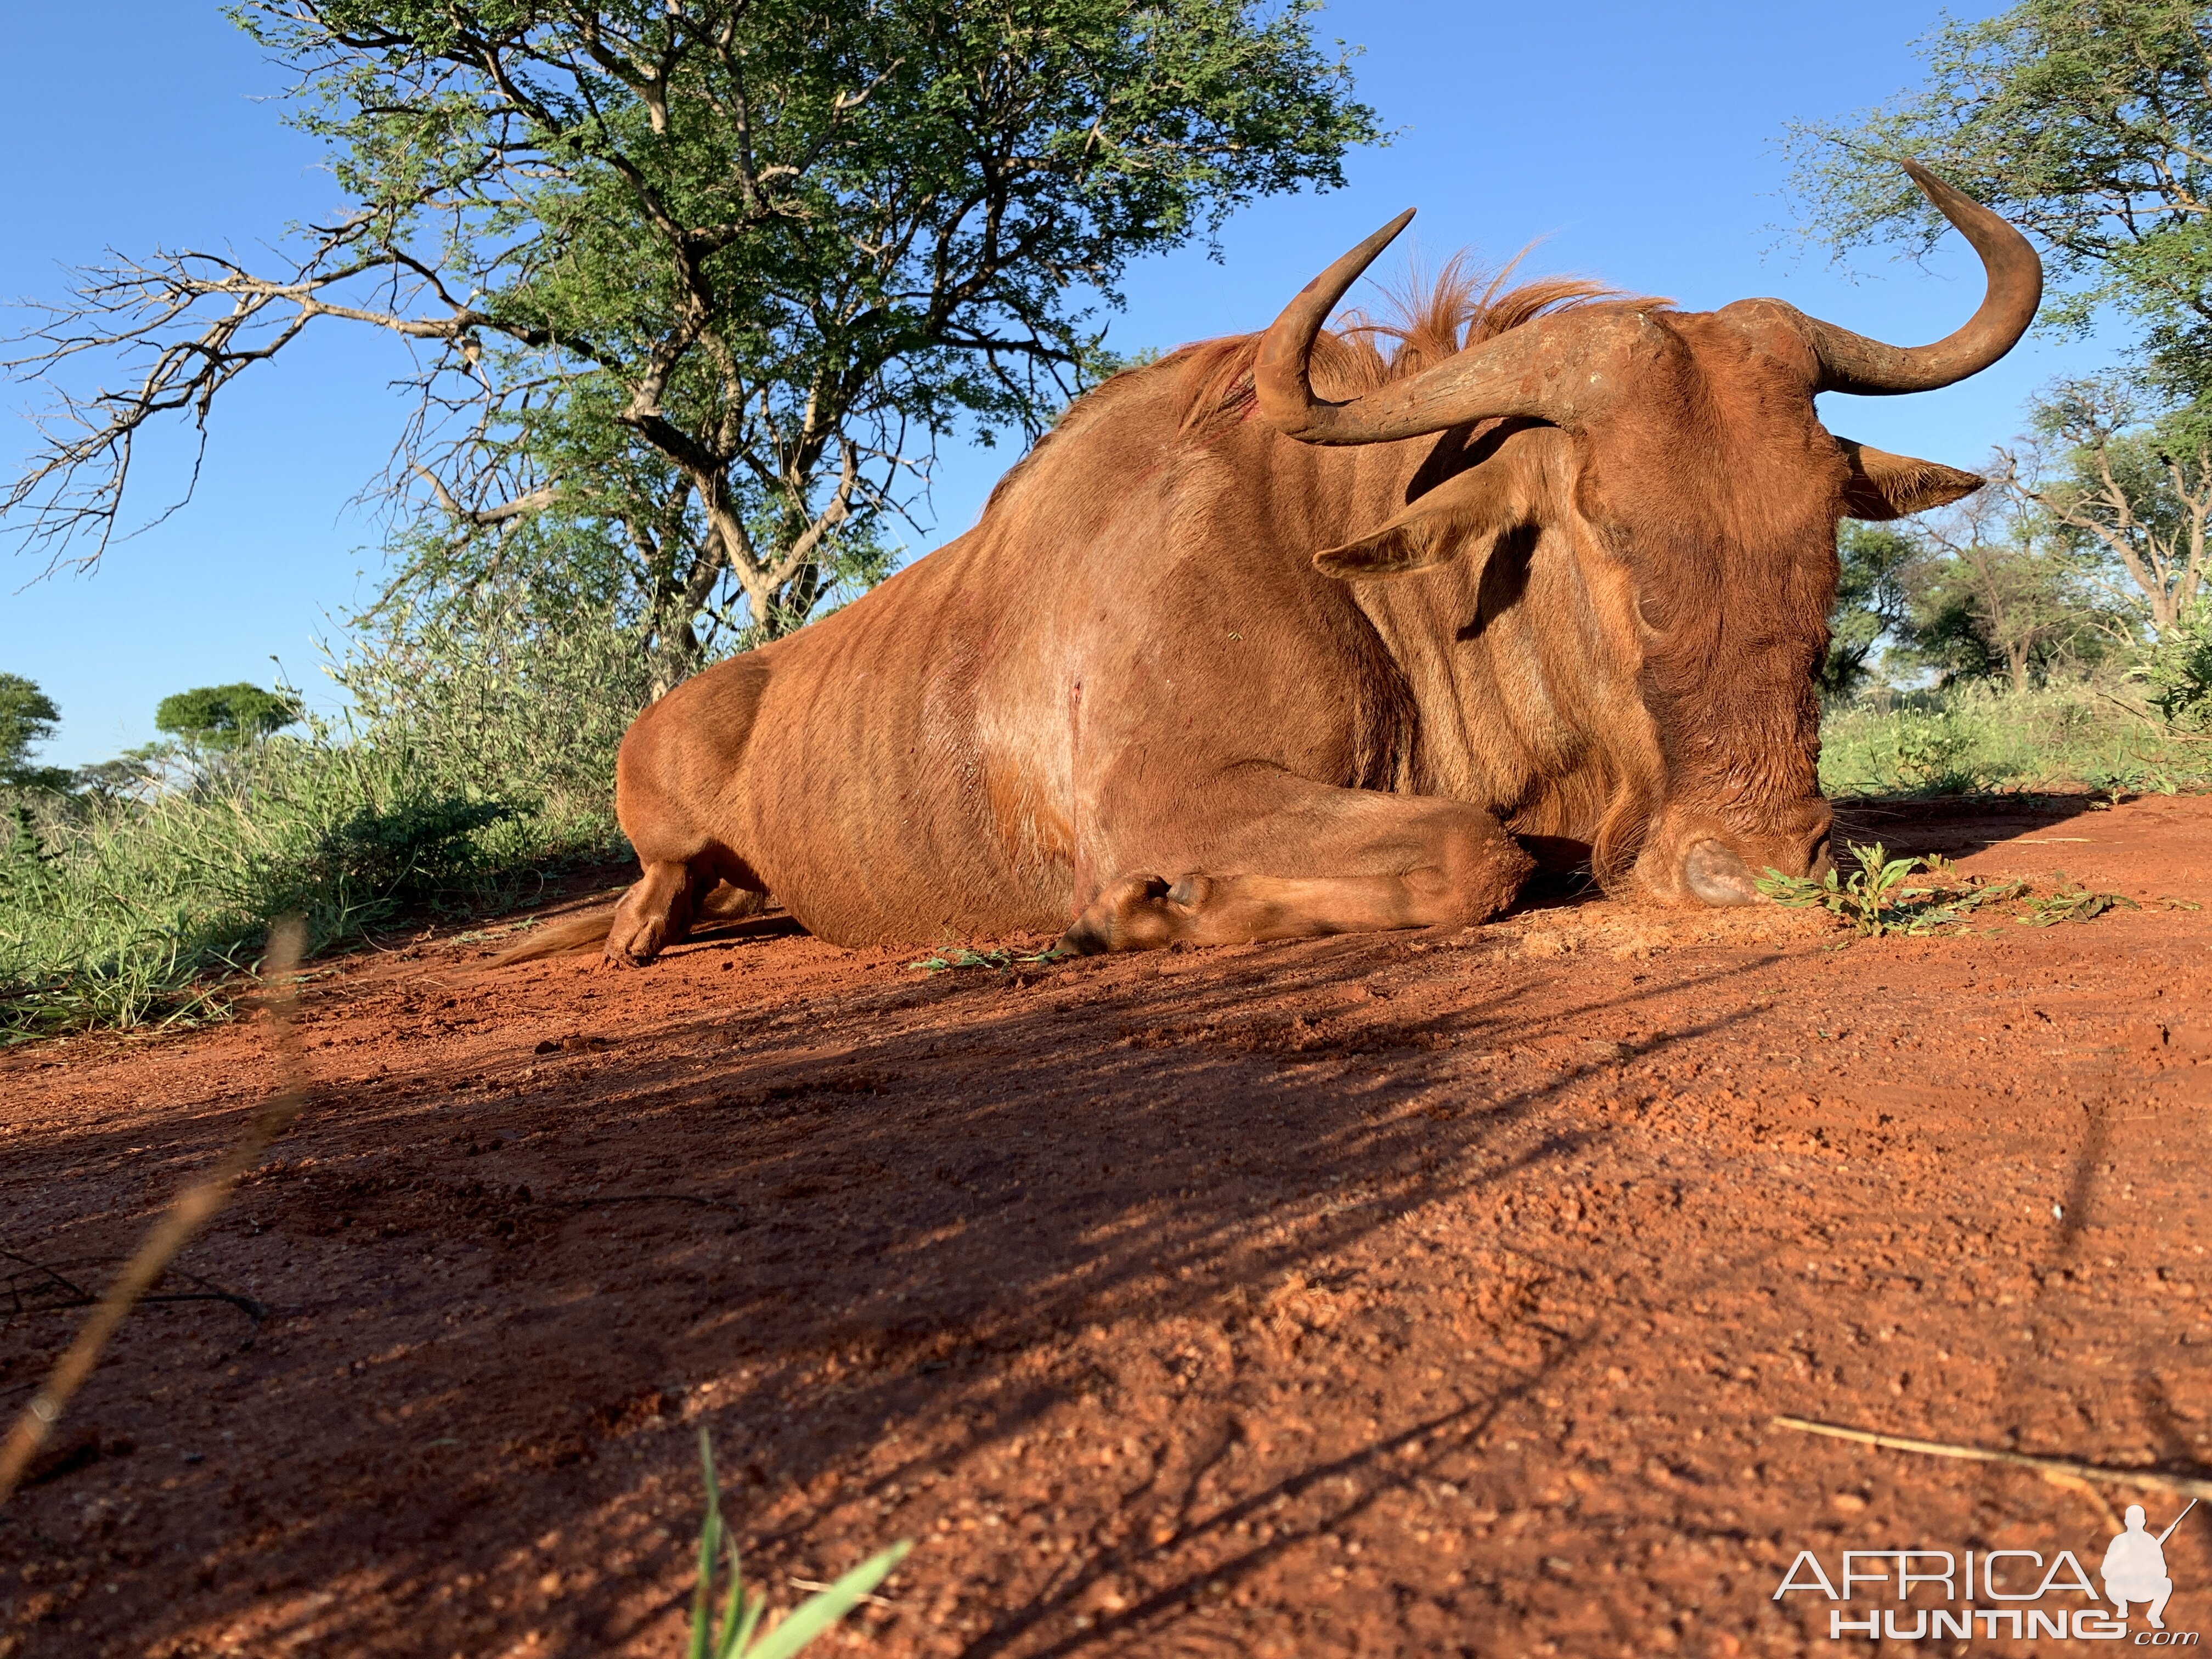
0, 597, 651, 1041
2142, 605, 2212, 731
1819, 679, 2212, 798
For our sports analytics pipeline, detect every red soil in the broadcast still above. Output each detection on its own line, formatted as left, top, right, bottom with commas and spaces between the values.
4, 791, 2211, 1658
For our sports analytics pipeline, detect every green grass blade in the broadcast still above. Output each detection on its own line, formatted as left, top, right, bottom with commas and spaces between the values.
713, 1553, 751, 1659
724, 1576, 765, 1659
691, 1429, 726, 1659
742, 1541, 913, 1659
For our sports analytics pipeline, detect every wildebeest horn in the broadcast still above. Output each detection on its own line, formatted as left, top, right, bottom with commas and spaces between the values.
1791, 161, 2042, 395
1255, 211, 1635, 444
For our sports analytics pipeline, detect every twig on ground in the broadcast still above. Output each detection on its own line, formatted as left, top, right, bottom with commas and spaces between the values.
0, 1248, 92, 1307
1771, 1415, 2212, 1501
0, 916, 311, 1507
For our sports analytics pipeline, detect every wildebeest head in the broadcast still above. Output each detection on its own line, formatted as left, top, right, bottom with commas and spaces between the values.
1253, 162, 2038, 905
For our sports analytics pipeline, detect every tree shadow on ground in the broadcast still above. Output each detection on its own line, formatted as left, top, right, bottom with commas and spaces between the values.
0, 915, 1809, 1658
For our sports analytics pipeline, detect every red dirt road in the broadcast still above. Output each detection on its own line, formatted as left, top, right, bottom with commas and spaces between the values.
5, 792, 2211, 1658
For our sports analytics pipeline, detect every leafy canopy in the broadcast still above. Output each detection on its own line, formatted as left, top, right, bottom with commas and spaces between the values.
10, 2, 1380, 690
154, 683, 303, 749
0, 673, 67, 791
2018, 373, 2212, 631
1784, 0, 2212, 396
1821, 523, 1920, 699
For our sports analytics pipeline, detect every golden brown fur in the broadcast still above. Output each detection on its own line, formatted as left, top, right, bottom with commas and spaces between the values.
566, 249, 1991, 963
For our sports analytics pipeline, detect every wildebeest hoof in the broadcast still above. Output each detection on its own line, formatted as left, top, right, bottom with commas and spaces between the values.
603, 916, 668, 967
1061, 874, 1193, 953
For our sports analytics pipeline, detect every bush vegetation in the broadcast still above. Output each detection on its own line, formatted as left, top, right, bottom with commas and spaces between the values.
1820, 678, 2211, 799
0, 597, 646, 1041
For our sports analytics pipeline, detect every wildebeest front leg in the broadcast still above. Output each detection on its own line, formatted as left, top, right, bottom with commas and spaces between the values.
1061, 777, 1533, 953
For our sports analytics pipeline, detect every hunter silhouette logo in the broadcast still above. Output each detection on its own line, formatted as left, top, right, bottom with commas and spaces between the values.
2106, 1501, 2195, 1631
1773, 1497, 2202, 1643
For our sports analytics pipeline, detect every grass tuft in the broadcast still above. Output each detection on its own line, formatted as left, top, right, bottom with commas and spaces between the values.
688, 1429, 910, 1659
1819, 680, 2212, 799
1, 601, 643, 1042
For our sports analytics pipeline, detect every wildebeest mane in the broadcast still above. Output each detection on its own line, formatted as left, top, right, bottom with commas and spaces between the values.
1173, 252, 1656, 432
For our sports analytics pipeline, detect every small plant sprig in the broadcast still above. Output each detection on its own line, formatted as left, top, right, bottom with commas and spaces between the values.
2019, 874, 2139, 928
1757, 842, 1926, 936
688, 1429, 911, 1659
907, 943, 1073, 974
1759, 843, 2134, 938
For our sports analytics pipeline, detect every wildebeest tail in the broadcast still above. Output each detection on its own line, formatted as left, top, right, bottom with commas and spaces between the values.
484, 907, 617, 967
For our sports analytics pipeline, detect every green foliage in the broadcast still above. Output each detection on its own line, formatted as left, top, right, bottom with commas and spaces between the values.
1759, 842, 1924, 936
1900, 481, 2120, 692
2141, 599, 2212, 726
2021, 375, 2212, 633
1784, 0, 2212, 398
0, 602, 639, 1041
688, 1429, 910, 1659
294, 797, 520, 907
1820, 679, 2212, 797
2021, 875, 2140, 924
1857, 708, 1989, 794
1821, 524, 1919, 698
332, 585, 655, 812
906, 943, 1073, 974
153, 682, 303, 748
1756, 842, 2107, 938
0, 673, 69, 791
10, 2, 1380, 690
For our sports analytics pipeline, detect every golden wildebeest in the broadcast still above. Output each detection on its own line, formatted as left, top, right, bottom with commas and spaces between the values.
541, 163, 2039, 963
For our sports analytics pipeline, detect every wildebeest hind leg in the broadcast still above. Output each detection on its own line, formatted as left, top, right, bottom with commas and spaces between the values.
606, 861, 697, 967
605, 863, 767, 966
1062, 781, 1533, 953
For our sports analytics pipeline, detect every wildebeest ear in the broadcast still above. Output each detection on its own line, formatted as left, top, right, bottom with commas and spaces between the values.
1837, 438, 1983, 521
1313, 458, 1536, 579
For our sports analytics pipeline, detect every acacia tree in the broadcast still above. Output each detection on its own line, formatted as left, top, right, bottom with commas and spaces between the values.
0, 674, 67, 793
1908, 477, 2108, 690
2011, 376, 2211, 632
154, 682, 304, 749
5, 2, 1376, 693
1821, 522, 1921, 699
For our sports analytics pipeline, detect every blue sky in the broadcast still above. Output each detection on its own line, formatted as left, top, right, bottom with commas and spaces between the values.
0, 0, 2115, 768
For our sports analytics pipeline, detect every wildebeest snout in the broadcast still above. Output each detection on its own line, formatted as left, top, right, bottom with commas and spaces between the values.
1683, 839, 1760, 906
1680, 802, 1834, 907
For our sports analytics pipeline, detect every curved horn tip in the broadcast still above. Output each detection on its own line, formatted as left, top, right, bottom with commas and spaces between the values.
1898, 157, 1962, 204
1319, 208, 1418, 283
